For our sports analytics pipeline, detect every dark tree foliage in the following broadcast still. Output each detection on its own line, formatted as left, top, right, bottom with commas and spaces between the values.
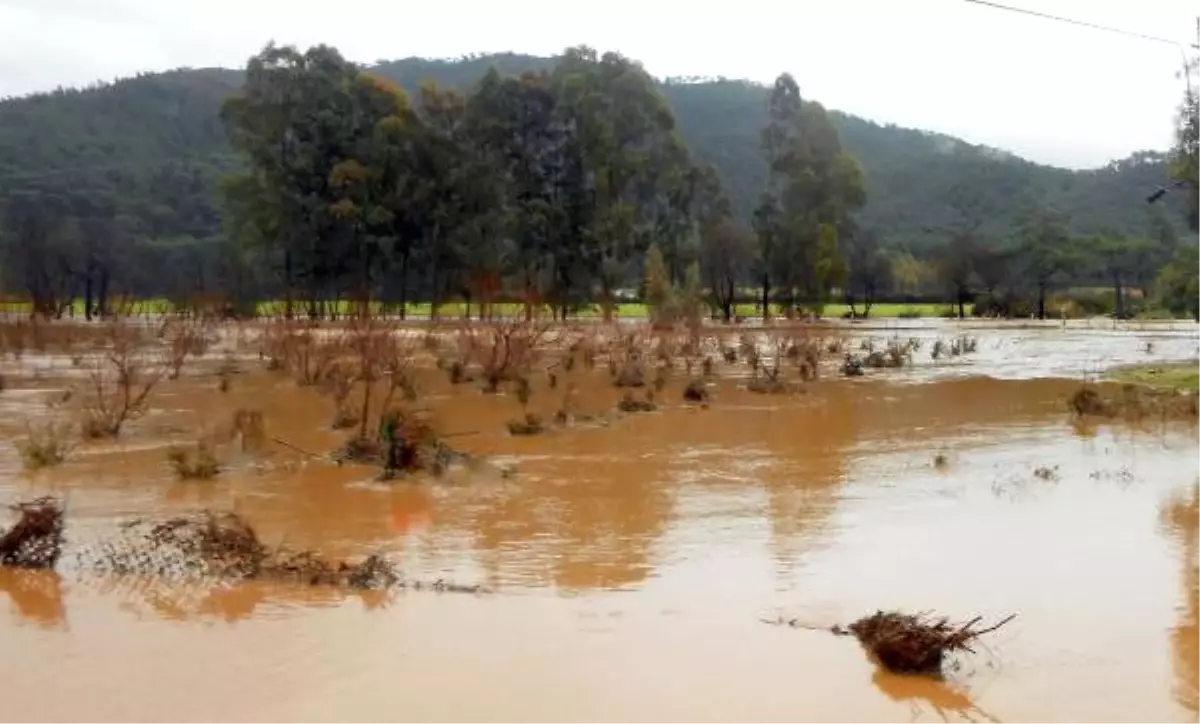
0, 50, 1192, 318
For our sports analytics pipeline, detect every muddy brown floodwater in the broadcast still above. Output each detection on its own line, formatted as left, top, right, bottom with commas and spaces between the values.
0, 319, 1196, 722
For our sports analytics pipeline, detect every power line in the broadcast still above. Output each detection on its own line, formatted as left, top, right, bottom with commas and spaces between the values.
960, 0, 1195, 50
960, 0, 1195, 99
960, 0, 1197, 211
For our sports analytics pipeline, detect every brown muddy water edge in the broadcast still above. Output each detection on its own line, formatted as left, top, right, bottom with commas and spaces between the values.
0, 318, 1195, 722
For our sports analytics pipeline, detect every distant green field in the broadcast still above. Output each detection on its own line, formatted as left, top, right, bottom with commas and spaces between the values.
1107, 363, 1200, 393
279, 300, 964, 320
0, 298, 965, 320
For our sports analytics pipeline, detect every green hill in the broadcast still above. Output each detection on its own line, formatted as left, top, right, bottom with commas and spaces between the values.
0, 52, 1185, 252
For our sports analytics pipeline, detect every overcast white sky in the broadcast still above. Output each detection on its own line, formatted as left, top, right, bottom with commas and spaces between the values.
0, 0, 1196, 168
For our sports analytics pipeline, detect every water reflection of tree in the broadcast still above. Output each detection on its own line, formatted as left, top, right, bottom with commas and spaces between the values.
0, 568, 66, 629
751, 392, 857, 570
464, 451, 674, 591
761, 378, 1077, 569
87, 575, 381, 623
871, 669, 1000, 723
1162, 482, 1198, 714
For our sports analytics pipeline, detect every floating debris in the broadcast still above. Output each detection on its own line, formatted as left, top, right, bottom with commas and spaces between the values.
0, 497, 65, 570
84, 510, 482, 593
837, 610, 1016, 675
766, 609, 1016, 676
507, 413, 546, 436
618, 391, 657, 413
683, 379, 709, 402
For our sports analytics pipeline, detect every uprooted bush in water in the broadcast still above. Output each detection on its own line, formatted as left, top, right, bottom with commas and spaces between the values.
683, 379, 709, 402
507, 413, 545, 436
166, 439, 220, 480
335, 407, 476, 479
837, 610, 1016, 675
0, 497, 65, 569
769, 609, 1016, 676
16, 420, 75, 470
618, 391, 657, 413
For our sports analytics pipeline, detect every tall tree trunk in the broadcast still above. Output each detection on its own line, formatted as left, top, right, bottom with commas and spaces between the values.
96, 267, 110, 319
524, 264, 534, 322
398, 252, 409, 321
760, 273, 771, 322
358, 239, 372, 320
431, 263, 441, 323
284, 251, 294, 320
84, 262, 94, 322
600, 276, 614, 323
429, 227, 441, 322
357, 373, 373, 442
1036, 282, 1047, 320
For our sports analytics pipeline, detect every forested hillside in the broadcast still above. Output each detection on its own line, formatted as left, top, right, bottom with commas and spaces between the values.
0, 53, 1184, 246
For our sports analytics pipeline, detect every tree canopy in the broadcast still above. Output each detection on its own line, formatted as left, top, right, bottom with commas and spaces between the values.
0, 48, 1193, 320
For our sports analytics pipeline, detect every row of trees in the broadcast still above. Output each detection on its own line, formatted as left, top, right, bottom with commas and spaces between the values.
220, 43, 731, 321
0, 44, 896, 321
0, 42, 1195, 321
909, 209, 1197, 320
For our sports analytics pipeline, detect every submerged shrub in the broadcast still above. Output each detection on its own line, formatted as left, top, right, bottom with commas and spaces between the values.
683, 379, 709, 402
16, 421, 75, 470
618, 391, 657, 412
506, 413, 545, 436
166, 439, 220, 480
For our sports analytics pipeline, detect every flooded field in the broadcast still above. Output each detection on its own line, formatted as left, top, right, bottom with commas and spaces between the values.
0, 317, 1196, 722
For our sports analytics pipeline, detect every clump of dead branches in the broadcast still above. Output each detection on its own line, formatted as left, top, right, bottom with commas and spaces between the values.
610, 330, 649, 388
0, 497, 65, 569
15, 420, 75, 470
507, 413, 546, 436
683, 379, 709, 402
931, 336, 978, 361
768, 609, 1016, 676
85, 510, 483, 593
836, 610, 1016, 675
229, 408, 266, 453
158, 315, 215, 380
81, 320, 166, 438
618, 390, 657, 413
258, 321, 343, 385
336, 406, 470, 479
166, 438, 220, 480
783, 335, 822, 381
459, 319, 550, 393
90, 511, 392, 588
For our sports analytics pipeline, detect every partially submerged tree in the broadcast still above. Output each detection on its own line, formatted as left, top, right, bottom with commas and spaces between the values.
842, 226, 892, 318
1012, 207, 1074, 319
700, 218, 755, 322
934, 232, 984, 319
754, 74, 865, 317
